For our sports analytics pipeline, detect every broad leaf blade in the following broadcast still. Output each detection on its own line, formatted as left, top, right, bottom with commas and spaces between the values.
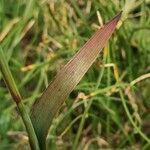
30, 12, 122, 147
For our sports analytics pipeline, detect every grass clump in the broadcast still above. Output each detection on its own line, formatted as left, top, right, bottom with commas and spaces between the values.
0, 0, 150, 149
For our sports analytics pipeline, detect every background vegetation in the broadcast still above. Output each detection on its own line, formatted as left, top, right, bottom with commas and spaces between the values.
0, 0, 150, 149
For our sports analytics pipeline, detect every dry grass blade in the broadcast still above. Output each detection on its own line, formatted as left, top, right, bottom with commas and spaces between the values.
30, 12, 122, 148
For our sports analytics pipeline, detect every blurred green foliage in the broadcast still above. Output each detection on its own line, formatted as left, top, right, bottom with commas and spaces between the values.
0, 0, 150, 149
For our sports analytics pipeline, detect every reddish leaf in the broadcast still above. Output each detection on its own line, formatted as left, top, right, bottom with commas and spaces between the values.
30, 12, 122, 148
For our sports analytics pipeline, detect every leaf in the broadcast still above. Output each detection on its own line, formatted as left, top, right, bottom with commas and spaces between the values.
30, 12, 122, 148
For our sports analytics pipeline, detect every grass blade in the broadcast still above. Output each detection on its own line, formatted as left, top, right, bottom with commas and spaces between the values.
30, 12, 122, 149
0, 47, 40, 150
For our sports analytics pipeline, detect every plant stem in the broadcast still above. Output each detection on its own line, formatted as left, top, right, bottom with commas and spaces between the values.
72, 99, 93, 150
0, 47, 40, 150
18, 102, 40, 150
119, 89, 150, 144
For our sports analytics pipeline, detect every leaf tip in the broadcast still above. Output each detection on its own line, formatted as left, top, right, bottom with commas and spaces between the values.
112, 11, 122, 24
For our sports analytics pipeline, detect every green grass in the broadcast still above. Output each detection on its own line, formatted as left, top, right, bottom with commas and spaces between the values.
0, 0, 150, 149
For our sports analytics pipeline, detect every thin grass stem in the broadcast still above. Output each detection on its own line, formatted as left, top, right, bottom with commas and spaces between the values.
119, 89, 150, 144
0, 47, 40, 150
72, 99, 93, 150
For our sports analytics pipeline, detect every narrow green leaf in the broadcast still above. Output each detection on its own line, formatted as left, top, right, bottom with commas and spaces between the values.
30, 12, 122, 148
0, 47, 40, 150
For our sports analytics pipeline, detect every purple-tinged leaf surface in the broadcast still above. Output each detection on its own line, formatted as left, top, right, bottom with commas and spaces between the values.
30, 12, 122, 148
